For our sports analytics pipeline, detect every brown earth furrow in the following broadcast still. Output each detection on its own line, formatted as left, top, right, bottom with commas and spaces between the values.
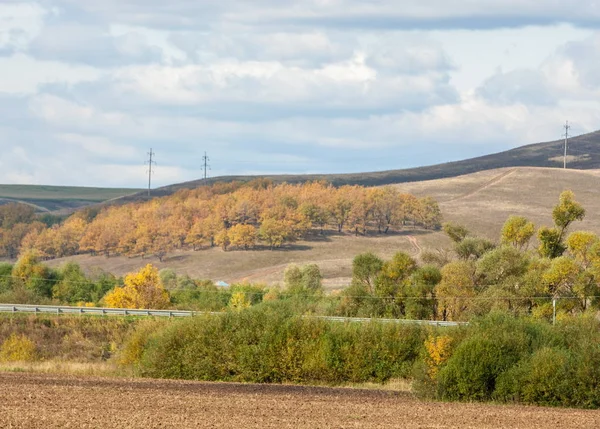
0, 373, 599, 429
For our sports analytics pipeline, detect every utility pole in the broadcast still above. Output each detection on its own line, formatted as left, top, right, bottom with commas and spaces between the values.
146, 148, 156, 196
563, 120, 570, 169
202, 152, 210, 182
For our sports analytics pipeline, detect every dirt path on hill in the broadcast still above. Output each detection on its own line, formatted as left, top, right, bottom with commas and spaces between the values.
406, 235, 422, 258
444, 168, 517, 203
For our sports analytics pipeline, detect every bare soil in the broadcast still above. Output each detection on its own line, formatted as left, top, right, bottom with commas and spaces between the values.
1, 373, 599, 428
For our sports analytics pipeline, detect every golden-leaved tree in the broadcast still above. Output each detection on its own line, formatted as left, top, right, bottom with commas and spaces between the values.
15, 180, 438, 260
104, 264, 170, 309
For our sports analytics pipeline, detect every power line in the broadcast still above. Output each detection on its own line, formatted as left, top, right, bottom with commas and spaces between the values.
563, 120, 570, 169
146, 148, 156, 197
202, 152, 211, 182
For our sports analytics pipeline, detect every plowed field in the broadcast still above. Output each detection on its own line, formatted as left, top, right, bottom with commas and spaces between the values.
1, 373, 599, 428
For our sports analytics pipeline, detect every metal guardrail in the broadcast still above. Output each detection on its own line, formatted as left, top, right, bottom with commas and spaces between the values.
311, 316, 467, 327
0, 304, 195, 318
0, 304, 467, 326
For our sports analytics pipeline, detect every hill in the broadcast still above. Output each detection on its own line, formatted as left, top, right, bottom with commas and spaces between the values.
113, 130, 600, 204
47, 167, 600, 289
394, 167, 600, 237
0, 185, 143, 213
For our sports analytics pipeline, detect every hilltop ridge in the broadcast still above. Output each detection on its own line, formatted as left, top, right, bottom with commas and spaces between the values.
115, 129, 600, 204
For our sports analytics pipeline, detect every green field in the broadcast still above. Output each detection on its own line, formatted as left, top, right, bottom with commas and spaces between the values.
0, 185, 143, 213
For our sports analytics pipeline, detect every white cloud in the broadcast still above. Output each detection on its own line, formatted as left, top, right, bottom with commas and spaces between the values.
27, 21, 164, 66
0, 2, 47, 52
0, 1, 599, 187
0, 54, 100, 94
57, 133, 139, 160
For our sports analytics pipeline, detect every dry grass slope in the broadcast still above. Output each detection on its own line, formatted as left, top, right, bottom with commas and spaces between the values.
394, 167, 600, 237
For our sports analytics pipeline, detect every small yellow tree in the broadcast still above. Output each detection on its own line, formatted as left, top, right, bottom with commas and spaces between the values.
104, 264, 170, 309
424, 334, 453, 379
0, 333, 37, 362
228, 292, 251, 311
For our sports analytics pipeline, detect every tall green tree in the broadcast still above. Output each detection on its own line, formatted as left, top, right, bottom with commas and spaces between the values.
538, 191, 585, 259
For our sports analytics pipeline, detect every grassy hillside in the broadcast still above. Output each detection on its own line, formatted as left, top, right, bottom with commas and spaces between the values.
0, 185, 142, 212
47, 167, 600, 289
47, 231, 445, 290
111, 130, 600, 204
394, 167, 600, 237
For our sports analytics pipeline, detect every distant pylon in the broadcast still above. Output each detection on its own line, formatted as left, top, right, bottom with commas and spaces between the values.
146, 148, 156, 196
202, 152, 211, 182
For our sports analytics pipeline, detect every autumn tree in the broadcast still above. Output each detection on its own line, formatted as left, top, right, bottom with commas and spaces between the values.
228, 224, 257, 250
0, 203, 36, 228
435, 260, 477, 321
501, 216, 535, 250
374, 251, 417, 317
328, 187, 353, 233
538, 190, 585, 259
301, 203, 329, 234
371, 187, 401, 234
104, 264, 170, 309
566, 231, 599, 268
11, 251, 56, 297
215, 229, 231, 251
442, 222, 469, 243
416, 196, 443, 229
348, 187, 373, 236
259, 218, 291, 249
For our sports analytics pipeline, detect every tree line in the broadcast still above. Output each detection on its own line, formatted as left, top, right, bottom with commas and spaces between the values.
1, 180, 441, 261
338, 189, 599, 321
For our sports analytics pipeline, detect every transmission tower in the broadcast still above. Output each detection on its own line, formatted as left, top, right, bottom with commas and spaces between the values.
563, 120, 570, 169
202, 152, 211, 182
146, 148, 156, 196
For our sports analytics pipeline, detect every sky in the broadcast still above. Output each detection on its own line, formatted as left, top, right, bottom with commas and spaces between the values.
0, 1, 599, 188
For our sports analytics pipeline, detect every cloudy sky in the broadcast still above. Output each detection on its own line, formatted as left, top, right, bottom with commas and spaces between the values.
1, 1, 599, 188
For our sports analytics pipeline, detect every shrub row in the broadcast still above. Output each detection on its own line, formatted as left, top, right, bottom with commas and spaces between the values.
122, 305, 600, 409
426, 312, 600, 409
128, 301, 426, 384
0, 314, 146, 362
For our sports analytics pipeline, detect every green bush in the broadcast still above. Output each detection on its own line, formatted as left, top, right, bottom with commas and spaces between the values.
423, 312, 600, 408
494, 347, 573, 406
131, 301, 425, 385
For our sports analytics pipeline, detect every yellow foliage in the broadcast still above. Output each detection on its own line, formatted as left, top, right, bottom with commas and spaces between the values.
566, 231, 599, 265
501, 215, 535, 249
424, 334, 453, 379
215, 229, 230, 251
435, 261, 476, 321
76, 302, 97, 308
0, 333, 37, 362
104, 264, 170, 309
228, 224, 257, 249
228, 292, 251, 311
263, 288, 280, 302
